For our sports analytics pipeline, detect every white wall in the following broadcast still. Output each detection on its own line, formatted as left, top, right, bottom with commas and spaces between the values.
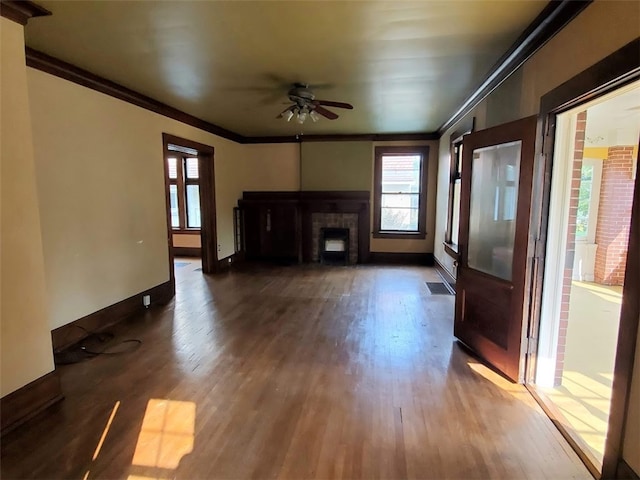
0, 18, 55, 396
28, 68, 243, 330
241, 143, 300, 191
27, 68, 302, 331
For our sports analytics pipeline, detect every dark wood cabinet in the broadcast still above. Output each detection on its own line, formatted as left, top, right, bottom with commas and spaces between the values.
239, 194, 301, 262
238, 191, 370, 264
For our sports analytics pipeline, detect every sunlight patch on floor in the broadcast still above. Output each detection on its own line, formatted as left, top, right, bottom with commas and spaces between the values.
128, 399, 196, 480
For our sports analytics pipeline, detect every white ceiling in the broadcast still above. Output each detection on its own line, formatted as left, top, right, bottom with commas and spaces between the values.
24, 1, 548, 137
585, 84, 640, 147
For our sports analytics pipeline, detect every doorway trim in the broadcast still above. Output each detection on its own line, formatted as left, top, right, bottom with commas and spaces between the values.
162, 133, 217, 280
526, 38, 640, 479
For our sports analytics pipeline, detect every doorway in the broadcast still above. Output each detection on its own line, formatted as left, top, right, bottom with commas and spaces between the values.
533, 82, 640, 473
162, 134, 217, 287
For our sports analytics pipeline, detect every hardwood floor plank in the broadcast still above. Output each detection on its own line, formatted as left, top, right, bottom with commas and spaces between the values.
1, 263, 590, 479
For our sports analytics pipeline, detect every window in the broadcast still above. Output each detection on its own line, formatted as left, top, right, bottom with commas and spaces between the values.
444, 121, 473, 257
446, 139, 463, 247
167, 155, 201, 230
575, 158, 603, 243
373, 146, 429, 238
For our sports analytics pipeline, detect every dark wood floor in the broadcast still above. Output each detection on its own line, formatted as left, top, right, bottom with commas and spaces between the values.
1, 261, 590, 479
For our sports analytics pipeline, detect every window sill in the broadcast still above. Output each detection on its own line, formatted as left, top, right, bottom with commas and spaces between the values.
172, 229, 201, 235
443, 242, 460, 259
373, 231, 426, 240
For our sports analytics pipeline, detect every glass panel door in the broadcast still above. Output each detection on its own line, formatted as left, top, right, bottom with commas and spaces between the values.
468, 141, 522, 281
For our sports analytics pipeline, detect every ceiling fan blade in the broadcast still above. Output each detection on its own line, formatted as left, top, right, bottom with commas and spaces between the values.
314, 100, 353, 110
314, 105, 339, 120
276, 105, 294, 119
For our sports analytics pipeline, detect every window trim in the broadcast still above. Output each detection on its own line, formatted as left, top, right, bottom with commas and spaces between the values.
373, 146, 429, 239
444, 120, 474, 257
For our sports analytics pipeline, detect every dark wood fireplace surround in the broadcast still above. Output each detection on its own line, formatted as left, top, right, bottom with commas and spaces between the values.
238, 191, 370, 263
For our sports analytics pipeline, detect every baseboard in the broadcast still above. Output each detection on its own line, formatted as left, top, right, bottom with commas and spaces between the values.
1, 371, 63, 437
51, 280, 174, 352
173, 247, 201, 257
368, 252, 434, 266
434, 256, 456, 293
618, 460, 640, 479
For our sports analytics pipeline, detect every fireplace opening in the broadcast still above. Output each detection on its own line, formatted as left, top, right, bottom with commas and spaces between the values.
319, 228, 349, 265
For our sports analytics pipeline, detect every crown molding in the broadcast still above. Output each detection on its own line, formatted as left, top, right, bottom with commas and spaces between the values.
25, 47, 244, 143
438, 0, 592, 135
243, 132, 438, 144
0, 0, 50, 25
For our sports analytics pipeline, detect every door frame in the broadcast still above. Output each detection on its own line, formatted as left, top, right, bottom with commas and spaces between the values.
162, 133, 218, 284
525, 39, 640, 479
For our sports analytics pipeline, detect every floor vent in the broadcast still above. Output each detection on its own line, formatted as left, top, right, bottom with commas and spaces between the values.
426, 282, 453, 295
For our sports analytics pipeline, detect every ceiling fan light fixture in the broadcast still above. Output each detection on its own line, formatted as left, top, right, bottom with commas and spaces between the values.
284, 110, 294, 122
296, 107, 308, 124
309, 110, 320, 123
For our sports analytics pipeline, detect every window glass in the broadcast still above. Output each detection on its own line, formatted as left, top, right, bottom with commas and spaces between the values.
186, 185, 201, 228
185, 157, 199, 179
167, 157, 178, 179
576, 164, 593, 237
468, 141, 521, 280
381, 155, 421, 193
451, 180, 461, 245
169, 185, 179, 228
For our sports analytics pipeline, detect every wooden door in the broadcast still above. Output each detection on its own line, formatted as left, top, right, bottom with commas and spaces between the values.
454, 115, 537, 382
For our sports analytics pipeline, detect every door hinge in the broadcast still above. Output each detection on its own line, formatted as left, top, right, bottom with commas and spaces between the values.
526, 337, 537, 355
533, 238, 544, 260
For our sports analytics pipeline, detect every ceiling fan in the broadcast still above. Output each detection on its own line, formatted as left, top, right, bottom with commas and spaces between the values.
277, 83, 353, 124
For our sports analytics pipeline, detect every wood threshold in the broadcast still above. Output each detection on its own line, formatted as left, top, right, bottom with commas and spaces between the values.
526, 384, 600, 479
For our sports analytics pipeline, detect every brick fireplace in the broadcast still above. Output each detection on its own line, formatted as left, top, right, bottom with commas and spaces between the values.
313, 214, 358, 264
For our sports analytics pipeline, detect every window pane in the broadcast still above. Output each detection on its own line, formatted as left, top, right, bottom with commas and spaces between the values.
381, 193, 419, 230
381, 155, 421, 193
452, 180, 461, 245
186, 185, 201, 228
185, 157, 199, 179
169, 185, 179, 228
468, 141, 521, 281
576, 165, 593, 237
381, 206, 419, 231
454, 143, 463, 176
167, 157, 177, 179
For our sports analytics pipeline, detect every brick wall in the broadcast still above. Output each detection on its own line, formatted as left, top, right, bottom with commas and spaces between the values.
594, 146, 636, 286
554, 111, 587, 385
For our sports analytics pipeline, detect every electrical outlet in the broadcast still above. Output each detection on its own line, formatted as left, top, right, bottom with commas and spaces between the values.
143, 295, 151, 308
